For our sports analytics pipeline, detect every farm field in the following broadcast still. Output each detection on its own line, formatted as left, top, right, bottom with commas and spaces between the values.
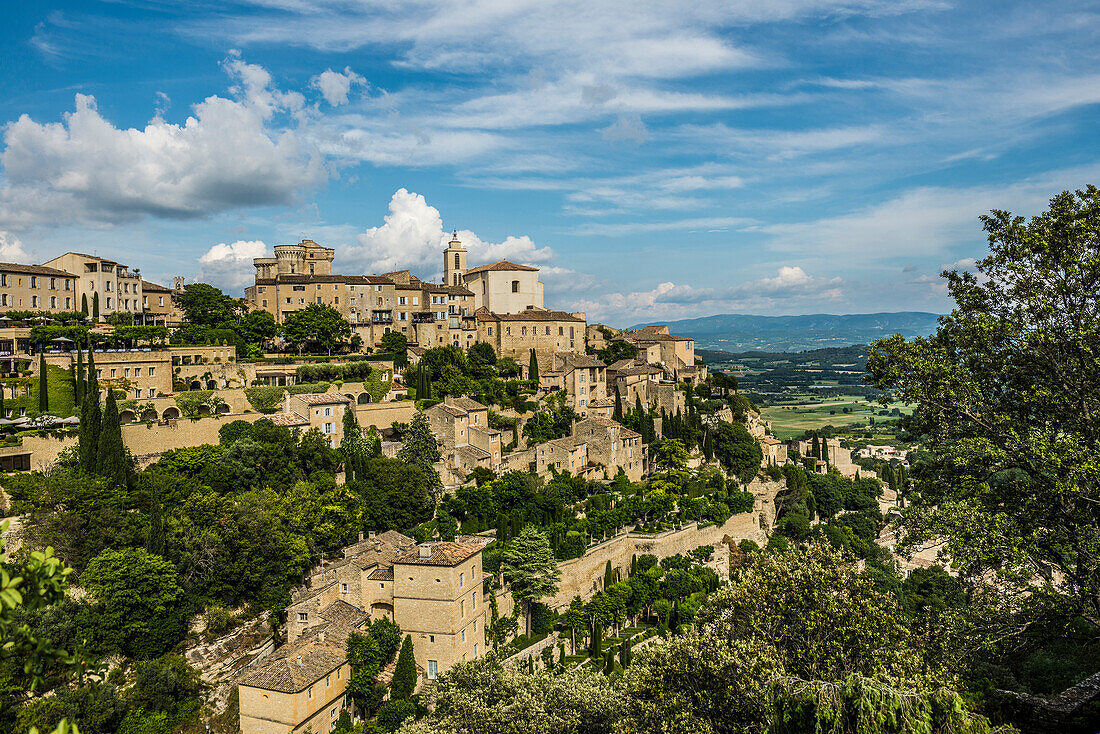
758, 395, 913, 440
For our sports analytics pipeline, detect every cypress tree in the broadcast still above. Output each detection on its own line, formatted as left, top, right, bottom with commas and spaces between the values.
390, 635, 417, 699
634, 394, 644, 419
619, 640, 631, 667
528, 348, 539, 382
92, 292, 100, 322
75, 346, 84, 406
613, 385, 624, 422
79, 387, 101, 473
0, 381, 5, 419
589, 622, 602, 658
603, 560, 614, 589
669, 602, 680, 634
86, 346, 98, 401
38, 351, 48, 414
96, 390, 127, 487
630, 554, 637, 577
603, 649, 615, 675
80, 293, 88, 316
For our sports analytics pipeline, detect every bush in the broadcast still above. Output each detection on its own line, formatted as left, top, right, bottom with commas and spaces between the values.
376, 698, 417, 732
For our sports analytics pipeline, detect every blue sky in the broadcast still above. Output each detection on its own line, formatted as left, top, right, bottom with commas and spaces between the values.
1, 0, 1098, 325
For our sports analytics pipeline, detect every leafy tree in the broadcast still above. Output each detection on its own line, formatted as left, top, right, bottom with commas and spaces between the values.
236, 309, 279, 348
81, 548, 189, 660
468, 341, 497, 378
176, 283, 243, 327
283, 304, 351, 355
712, 422, 762, 483
502, 526, 561, 635
346, 632, 383, 714
380, 331, 408, 366
94, 391, 127, 488
390, 635, 417, 699
867, 186, 1100, 646
128, 654, 204, 724
397, 412, 443, 504
377, 698, 417, 732
651, 439, 689, 473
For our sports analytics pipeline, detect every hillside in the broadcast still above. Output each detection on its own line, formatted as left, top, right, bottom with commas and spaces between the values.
630, 312, 941, 351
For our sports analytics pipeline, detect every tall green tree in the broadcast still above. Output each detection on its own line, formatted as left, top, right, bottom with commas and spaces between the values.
74, 346, 84, 405
282, 304, 351, 355
390, 635, 417, 699
528, 348, 539, 382
381, 331, 408, 367
78, 351, 101, 473
95, 390, 127, 487
612, 385, 624, 422
867, 185, 1100, 646
501, 526, 561, 635
80, 293, 88, 316
92, 292, 99, 322
397, 412, 443, 503
38, 351, 49, 414
175, 283, 243, 327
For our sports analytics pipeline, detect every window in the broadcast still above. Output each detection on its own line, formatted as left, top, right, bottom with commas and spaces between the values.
149, 367, 156, 376
460, 599, 465, 618
488, 327, 493, 336
412, 296, 419, 305
308, 688, 313, 700
472, 591, 477, 610
298, 612, 308, 622
324, 407, 332, 417
31, 296, 38, 307
158, 296, 164, 306
429, 635, 435, 643
461, 629, 466, 642
65, 297, 71, 309
323, 422, 334, 434
511, 280, 520, 293
30, 276, 37, 288
107, 298, 112, 308
399, 296, 407, 305
326, 676, 331, 688
454, 253, 461, 268
110, 369, 117, 378
545, 326, 550, 335
331, 706, 337, 716
124, 368, 130, 378
262, 300, 268, 307
505, 327, 511, 336
50, 297, 56, 308
317, 297, 323, 304
341, 583, 348, 593
521, 326, 527, 336
286, 297, 292, 304
428, 660, 438, 679
459, 572, 464, 587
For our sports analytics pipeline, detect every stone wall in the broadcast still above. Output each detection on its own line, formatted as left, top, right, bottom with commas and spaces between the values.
354, 401, 417, 430
545, 478, 780, 610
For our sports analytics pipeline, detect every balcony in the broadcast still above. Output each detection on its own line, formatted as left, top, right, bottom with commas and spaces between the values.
412, 312, 436, 324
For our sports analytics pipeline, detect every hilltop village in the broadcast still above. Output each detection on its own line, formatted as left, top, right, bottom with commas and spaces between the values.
0, 236, 912, 734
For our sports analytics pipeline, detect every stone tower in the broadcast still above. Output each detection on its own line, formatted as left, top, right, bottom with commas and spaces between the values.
443, 231, 467, 287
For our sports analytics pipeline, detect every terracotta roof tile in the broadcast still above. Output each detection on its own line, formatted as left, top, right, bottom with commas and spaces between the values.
0, 262, 76, 277
464, 260, 539, 275
393, 542, 483, 567
269, 412, 310, 427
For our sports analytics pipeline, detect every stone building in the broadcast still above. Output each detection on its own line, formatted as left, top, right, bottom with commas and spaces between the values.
787, 436, 858, 477
139, 278, 185, 326
42, 252, 145, 317
0, 263, 78, 312
424, 395, 503, 484
572, 415, 646, 481
279, 390, 353, 448
474, 307, 587, 366
243, 536, 489, 734
538, 352, 612, 417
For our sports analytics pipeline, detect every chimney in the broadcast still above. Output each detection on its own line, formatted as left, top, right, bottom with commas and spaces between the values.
358, 531, 364, 542
318, 631, 325, 643
296, 655, 303, 666
418, 543, 432, 560
368, 531, 377, 540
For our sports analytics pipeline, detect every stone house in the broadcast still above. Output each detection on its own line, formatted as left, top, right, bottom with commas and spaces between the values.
474, 307, 587, 366
572, 415, 646, 481
540, 352, 612, 417
787, 436, 858, 477
242, 537, 490, 734
0, 262, 78, 312
534, 435, 593, 478
280, 390, 354, 447
424, 395, 504, 484
42, 252, 145, 317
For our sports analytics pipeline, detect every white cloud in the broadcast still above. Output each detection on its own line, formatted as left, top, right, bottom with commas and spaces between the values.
601, 114, 649, 144
344, 188, 555, 276
0, 231, 32, 262
0, 54, 324, 229
199, 239, 269, 292
312, 67, 368, 106
571, 217, 750, 237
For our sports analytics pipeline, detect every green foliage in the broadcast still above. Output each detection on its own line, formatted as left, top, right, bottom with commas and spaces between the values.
81, 548, 189, 659
380, 331, 408, 366
94, 391, 127, 488
391, 635, 417, 699
283, 304, 351, 354
128, 654, 203, 725
712, 421, 762, 483
376, 698, 417, 731
397, 412, 443, 503
176, 283, 243, 327
242, 381, 331, 412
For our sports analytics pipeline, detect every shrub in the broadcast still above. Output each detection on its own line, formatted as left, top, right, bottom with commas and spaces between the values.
376, 699, 417, 732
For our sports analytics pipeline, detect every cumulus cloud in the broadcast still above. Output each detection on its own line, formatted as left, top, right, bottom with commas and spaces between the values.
199, 239, 270, 292
0, 54, 324, 230
344, 188, 555, 277
570, 266, 844, 323
0, 231, 32, 262
312, 66, 368, 106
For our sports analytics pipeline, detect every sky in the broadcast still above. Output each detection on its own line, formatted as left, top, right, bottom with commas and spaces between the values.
1, 1, 1098, 325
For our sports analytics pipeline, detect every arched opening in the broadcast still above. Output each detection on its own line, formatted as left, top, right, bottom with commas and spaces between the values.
140, 408, 158, 422
343, 393, 355, 401
216, 403, 230, 415
119, 410, 135, 424
206, 380, 218, 390
357, 393, 371, 405
162, 407, 181, 419
370, 602, 394, 621
189, 380, 202, 390
197, 404, 212, 416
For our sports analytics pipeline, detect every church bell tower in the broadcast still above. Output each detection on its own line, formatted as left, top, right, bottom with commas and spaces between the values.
443, 231, 467, 287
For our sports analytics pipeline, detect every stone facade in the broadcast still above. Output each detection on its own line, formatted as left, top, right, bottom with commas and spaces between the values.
474, 308, 587, 366
0, 263, 78, 312
787, 437, 858, 477
572, 416, 646, 481
425, 396, 503, 485
42, 252, 145, 317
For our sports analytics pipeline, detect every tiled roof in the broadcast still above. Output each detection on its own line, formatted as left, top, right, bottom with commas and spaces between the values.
464, 260, 539, 275
319, 599, 369, 628
428, 403, 467, 418
295, 392, 352, 405
268, 412, 309, 427
548, 436, 588, 450
0, 262, 75, 277
140, 279, 172, 292
456, 445, 492, 462
367, 567, 394, 581
393, 542, 483, 567
238, 637, 347, 693
475, 307, 585, 323
448, 396, 487, 412
558, 353, 605, 370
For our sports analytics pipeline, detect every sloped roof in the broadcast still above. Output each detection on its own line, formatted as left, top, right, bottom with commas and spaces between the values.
448, 396, 487, 412
393, 542, 483, 567
269, 412, 310, 427
295, 392, 352, 405
464, 260, 539, 275
475, 307, 585, 323
0, 262, 75, 277
239, 637, 347, 693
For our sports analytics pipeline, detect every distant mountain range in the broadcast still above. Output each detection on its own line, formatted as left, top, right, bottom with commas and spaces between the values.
629, 312, 942, 352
